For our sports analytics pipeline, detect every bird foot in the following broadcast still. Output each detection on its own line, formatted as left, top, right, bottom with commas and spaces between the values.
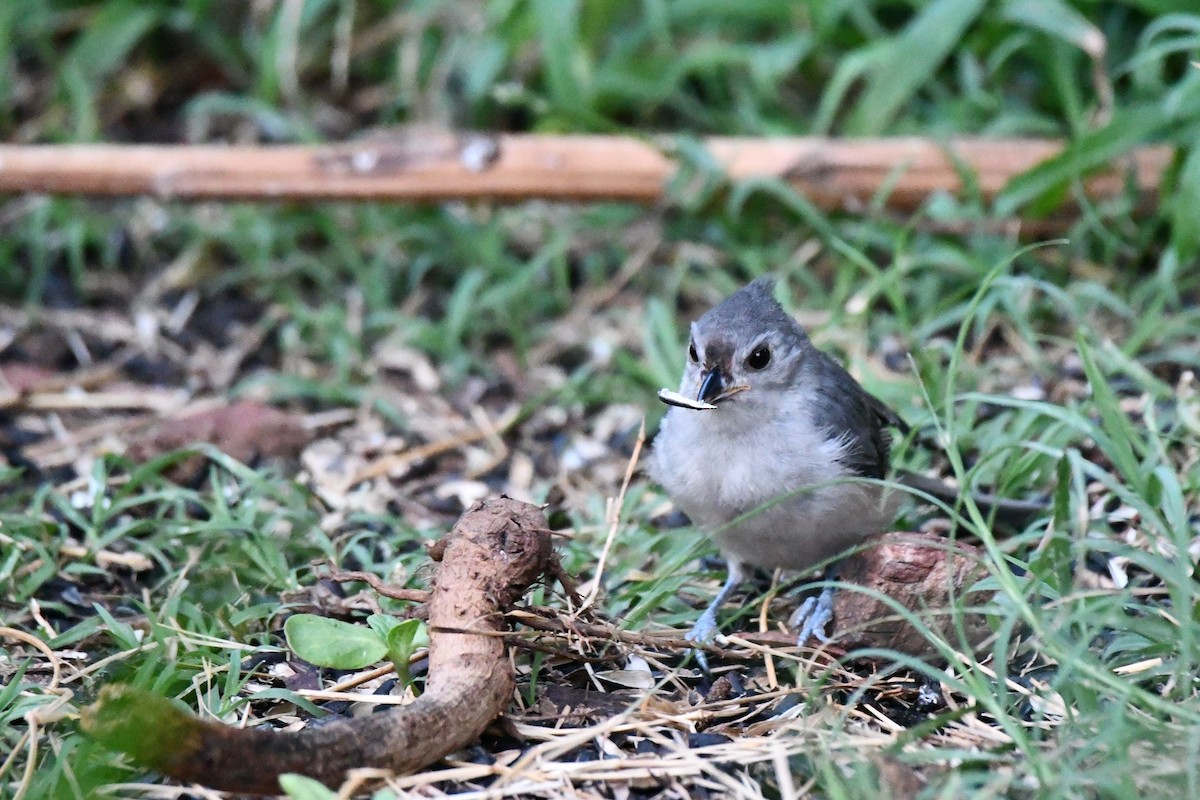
686, 612, 719, 646
789, 586, 835, 645
686, 611, 720, 675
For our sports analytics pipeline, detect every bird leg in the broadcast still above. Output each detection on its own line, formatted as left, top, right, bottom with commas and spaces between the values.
686, 560, 747, 674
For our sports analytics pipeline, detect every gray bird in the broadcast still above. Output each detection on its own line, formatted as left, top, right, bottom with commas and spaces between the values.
649, 277, 1040, 648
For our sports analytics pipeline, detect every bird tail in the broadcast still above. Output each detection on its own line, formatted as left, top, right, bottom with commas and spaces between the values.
895, 469, 1049, 525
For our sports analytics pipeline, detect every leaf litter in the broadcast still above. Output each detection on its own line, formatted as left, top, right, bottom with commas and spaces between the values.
1, 227, 1198, 799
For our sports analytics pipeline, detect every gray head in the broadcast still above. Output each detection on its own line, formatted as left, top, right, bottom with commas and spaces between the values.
680, 278, 814, 406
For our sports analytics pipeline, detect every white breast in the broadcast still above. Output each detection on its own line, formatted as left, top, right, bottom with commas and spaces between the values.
650, 399, 894, 571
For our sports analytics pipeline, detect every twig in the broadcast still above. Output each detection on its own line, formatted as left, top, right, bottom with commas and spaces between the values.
0, 626, 63, 689
2, 388, 186, 412
0, 628, 73, 800
0, 136, 1171, 215
507, 608, 738, 658
322, 568, 431, 603
578, 417, 645, 615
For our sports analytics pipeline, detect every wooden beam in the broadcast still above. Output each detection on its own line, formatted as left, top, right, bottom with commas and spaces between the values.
0, 134, 1172, 211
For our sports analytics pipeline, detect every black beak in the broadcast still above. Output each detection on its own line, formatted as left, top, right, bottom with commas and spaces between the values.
697, 368, 726, 403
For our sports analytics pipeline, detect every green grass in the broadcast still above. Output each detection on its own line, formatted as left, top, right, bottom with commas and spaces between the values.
2, 1, 1200, 798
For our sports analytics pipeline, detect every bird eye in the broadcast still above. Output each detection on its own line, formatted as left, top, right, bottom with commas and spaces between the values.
688, 340, 699, 362
746, 346, 771, 370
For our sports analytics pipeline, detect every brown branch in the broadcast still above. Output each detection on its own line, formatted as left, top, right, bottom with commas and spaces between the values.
0, 135, 1172, 213
81, 497, 553, 795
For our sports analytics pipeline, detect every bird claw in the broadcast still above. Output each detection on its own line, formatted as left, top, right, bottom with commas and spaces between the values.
789, 586, 835, 645
686, 611, 720, 675
686, 612, 720, 646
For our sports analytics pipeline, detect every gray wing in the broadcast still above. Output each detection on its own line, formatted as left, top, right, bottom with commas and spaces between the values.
809, 351, 908, 480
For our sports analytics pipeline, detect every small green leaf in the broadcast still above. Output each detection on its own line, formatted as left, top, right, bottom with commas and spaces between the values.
1052, 453, 1072, 528
283, 614, 388, 670
366, 613, 403, 641
279, 774, 338, 800
385, 618, 429, 661
385, 619, 429, 690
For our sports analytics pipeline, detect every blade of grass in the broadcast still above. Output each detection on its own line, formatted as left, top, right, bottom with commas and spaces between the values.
844, 0, 987, 135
